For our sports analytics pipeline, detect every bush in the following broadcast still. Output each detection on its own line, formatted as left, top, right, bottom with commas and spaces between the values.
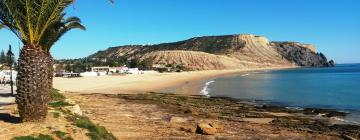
52, 112, 60, 118
12, 134, 53, 140
48, 101, 72, 108
50, 88, 66, 102
70, 116, 117, 140
52, 131, 73, 140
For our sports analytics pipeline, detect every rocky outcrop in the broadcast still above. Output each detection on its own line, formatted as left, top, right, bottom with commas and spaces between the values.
196, 121, 224, 135
89, 34, 334, 70
272, 42, 335, 67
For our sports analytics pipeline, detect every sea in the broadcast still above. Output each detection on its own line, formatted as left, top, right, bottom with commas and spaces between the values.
198, 64, 360, 124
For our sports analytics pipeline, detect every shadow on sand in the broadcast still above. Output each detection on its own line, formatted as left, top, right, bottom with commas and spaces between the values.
0, 93, 14, 98
0, 113, 21, 124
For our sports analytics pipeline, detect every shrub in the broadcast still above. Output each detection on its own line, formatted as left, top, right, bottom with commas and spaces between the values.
12, 134, 53, 140
48, 101, 72, 108
52, 131, 73, 140
50, 88, 66, 102
52, 112, 60, 118
70, 116, 117, 140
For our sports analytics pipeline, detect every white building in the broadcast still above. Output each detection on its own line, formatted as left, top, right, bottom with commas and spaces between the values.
80, 72, 98, 77
109, 66, 129, 73
88, 66, 155, 75
127, 68, 139, 74
91, 66, 131, 74
91, 66, 110, 72
0, 70, 17, 82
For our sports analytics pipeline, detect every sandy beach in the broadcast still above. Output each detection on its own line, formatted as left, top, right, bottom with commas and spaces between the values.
53, 66, 294, 94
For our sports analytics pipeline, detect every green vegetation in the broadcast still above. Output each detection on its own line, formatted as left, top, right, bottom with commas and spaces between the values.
48, 101, 72, 108
50, 88, 66, 102
165, 64, 189, 72
118, 92, 268, 118
52, 112, 60, 118
52, 131, 73, 140
56, 56, 154, 73
47, 88, 115, 140
66, 115, 117, 140
49, 88, 71, 108
55, 57, 129, 73
0, 0, 86, 122
11, 131, 73, 140
0, 50, 7, 64
12, 134, 53, 140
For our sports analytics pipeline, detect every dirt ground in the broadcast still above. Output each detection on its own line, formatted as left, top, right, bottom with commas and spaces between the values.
66, 93, 343, 140
0, 103, 89, 140
1, 92, 358, 140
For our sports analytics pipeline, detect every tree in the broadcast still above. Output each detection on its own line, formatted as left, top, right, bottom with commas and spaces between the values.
0, 50, 6, 63
139, 58, 153, 70
129, 58, 140, 68
0, 0, 86, 122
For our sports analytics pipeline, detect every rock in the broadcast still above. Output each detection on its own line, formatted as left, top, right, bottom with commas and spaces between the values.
65, 99, 76, 104
62, 104, 83, 116
89, 34, 334, 71
273, 42, 333, 67
341, 135, 357, 140
206, 113, 219, 119
184, 108, 199, 116
180, 125, 196, 133
170, 117, 187, 124
328, 60, 335, 67
209, 122, 224, 133
196, 122, 217, 135
70, 104, 83, 116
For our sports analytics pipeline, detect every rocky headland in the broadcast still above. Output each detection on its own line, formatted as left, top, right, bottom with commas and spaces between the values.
90, 34, 335, 70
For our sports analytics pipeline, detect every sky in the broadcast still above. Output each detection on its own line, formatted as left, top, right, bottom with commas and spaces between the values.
0, 0, 359, 63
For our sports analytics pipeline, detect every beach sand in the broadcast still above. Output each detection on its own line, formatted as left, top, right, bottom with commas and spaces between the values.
53, 66, 293, 94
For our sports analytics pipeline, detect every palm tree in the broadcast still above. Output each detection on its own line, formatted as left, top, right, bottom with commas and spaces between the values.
0, 0, 85, 122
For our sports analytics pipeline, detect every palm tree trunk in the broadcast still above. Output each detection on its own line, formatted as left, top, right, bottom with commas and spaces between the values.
16, 46, 53, 122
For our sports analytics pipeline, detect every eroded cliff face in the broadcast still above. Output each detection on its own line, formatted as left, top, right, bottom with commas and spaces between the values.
272, 42, 334, 67
89, 34, 334, 70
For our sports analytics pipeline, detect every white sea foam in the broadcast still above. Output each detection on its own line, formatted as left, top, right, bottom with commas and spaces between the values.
285, 107, 304, 110
200, 80, 215, 97
330, 117, 360, 125
241, 73, 250, 77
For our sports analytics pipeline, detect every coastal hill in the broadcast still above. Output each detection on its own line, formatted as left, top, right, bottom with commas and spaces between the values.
89, 34, 334, 70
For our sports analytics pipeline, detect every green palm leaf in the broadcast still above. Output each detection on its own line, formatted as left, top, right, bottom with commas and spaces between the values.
1, 0, 75, 47
40, 16, 86, 51
0, 0, 113, 122
0, 0, 113, 50
0, 23, 4, 30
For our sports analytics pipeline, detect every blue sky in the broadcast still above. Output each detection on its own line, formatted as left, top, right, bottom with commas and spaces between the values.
0, 0, 359, 63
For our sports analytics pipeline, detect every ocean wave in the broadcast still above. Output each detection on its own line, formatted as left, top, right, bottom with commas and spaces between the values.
330, 117, 360, 125
241, 73, 250, 77
285, 106, 304, 110
200, 80, 215, 97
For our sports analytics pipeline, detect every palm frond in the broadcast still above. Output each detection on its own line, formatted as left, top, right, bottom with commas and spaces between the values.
0, 23, 4, 30
0, 0, 113, 51
0, 0, 24, 41
1, 0, 76, 46
40, 16, 85, 52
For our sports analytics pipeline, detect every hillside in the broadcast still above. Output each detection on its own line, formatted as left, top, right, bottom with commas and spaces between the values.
89, 34, 334, 70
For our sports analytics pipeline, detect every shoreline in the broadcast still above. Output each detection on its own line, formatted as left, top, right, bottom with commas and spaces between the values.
160, 67, 360, 125
53, 65, 360, 125
68, 93, 360, 139
53, 66, 294, 94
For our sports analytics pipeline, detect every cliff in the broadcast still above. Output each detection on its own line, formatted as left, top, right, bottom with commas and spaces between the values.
272, 42, 334, 67
89, 34, 334, 70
